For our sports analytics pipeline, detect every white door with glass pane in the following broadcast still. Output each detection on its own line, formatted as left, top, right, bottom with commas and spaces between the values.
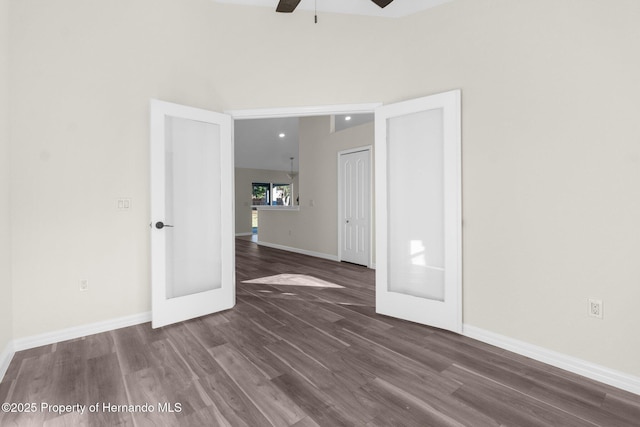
339, 148, 371, 267
150, 99, 235, 328
375, 90, 461, 333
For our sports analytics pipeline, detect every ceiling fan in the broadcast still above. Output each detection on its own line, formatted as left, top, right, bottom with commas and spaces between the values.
276, 0, 394, 13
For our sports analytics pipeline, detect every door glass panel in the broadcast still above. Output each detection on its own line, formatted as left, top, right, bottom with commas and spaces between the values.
165, 116, 222, 299
387, 108, 445, 301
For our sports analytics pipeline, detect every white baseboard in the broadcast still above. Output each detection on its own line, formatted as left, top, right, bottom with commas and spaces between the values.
12, 311, 152, 352
235, 232, 253, 237
463, 324, 640, 396
0, 340, 15, 381
257, 240, 339, 262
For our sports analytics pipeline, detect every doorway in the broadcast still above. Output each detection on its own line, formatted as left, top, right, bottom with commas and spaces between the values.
150, 95, 461, 334
338, 147, 372, 267
231, 104, 379, 259
251, 208, 258, 236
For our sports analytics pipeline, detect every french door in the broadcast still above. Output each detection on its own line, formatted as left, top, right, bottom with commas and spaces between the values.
375, 90, 462, 333
150, 99, 235, 328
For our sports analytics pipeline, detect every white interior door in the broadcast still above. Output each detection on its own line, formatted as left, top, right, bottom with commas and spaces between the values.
375, 90, 461, 333
150, 99, 235, 328
339, 148, 371, 267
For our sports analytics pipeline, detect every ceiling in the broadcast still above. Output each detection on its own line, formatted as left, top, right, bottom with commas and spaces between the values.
235, 114, 374, 172
235, 117, 299, 172
213, 0, 453, 18
335, 113, 374, 132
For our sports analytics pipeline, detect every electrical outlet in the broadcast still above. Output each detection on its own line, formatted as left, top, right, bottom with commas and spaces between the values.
80, 279, 89, 292
588, 298, 603, 319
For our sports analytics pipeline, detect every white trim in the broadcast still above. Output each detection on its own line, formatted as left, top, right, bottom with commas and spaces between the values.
228, 103, 382, 120
235, 232, 253, 237
12, 312, 152, 352
337, 146, 373, 156
0, 340, 15, 381
256, 240, 338, 262
337, 146, 374, 268
463, 324, 640, 396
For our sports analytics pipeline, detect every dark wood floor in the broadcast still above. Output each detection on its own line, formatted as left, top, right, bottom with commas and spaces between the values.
1, 239, 639, 426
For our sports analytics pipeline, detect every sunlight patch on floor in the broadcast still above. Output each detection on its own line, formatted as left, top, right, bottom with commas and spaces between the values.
242, 274, 344, 289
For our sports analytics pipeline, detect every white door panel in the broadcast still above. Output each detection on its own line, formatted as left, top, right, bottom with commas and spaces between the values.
339, 148, 371, 267
375, 90, 461, 333
150, 99, 235, 328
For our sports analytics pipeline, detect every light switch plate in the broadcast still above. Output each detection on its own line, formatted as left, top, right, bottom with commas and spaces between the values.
117, 198, 132, 211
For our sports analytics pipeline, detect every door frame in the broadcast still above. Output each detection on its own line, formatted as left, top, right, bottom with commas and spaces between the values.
227, 103, 382, 120
227, 102, 381, 260
337, 146, 373, 268
229, 97, 461, 333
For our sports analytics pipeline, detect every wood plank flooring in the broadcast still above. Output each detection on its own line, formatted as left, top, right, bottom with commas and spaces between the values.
1, 238, 639, 426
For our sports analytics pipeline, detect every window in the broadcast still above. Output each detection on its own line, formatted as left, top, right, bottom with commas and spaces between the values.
252, 183, 270, 206
252, 182, 293, 207
272, 183, 292, 206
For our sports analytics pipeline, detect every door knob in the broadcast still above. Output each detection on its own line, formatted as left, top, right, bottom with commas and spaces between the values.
155, 221, 174, 229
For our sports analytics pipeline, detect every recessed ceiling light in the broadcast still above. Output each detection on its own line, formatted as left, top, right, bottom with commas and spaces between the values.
279, 133, 286, 138
345, 116, 352, 121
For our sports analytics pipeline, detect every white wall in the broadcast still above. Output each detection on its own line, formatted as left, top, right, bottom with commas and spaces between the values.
6, 0, 640, 379
234, 167, 299, 235
397, 0, 640, 377
9, 0, 392, 339
0, 0, 12, 359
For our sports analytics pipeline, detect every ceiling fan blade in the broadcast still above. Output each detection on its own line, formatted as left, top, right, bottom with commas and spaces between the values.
371, 0, 394, 8
276, 0, 302, 13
